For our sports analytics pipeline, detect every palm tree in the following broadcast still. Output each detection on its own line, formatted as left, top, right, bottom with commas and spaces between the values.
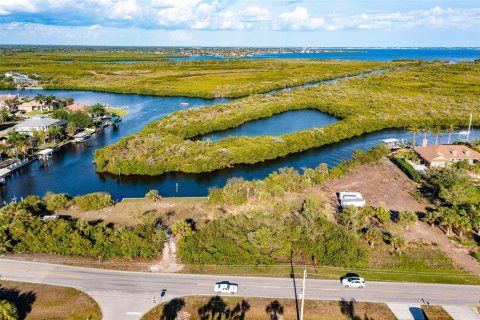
440, 209, 458, 236
7, 130, 29, 159
407, 125, 421, 146
430, 126, 443, 145
34, 93, 46, 110
47, 125, 64, 144
266, 300, 284, 320
364, 227, 383, 247
32, 129, 46, 145
44, 94, 56, 111
0, 300, 18, 320
90, 103, 106, 117
456, 216, 472, 238
424, 211, 441, 228
391, 235, 408, 254
447, 124, 457, 144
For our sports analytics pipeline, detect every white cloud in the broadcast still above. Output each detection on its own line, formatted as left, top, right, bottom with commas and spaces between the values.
0, 1, 479, 32
0, 0, 39, 15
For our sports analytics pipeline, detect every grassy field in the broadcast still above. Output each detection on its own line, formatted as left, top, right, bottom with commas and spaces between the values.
105, 107, 128, 118
94, 61, 480, 176
180, 243, 479, 285
0, 51, 394, 98
142, 296, 396, 320
422, 306, 453, 320
0, 280, 101, 320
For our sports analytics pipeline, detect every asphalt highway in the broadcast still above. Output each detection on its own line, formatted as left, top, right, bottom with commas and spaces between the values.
0, 259, 479, 319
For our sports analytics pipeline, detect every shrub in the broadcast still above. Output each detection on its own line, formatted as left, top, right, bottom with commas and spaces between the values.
364, 227, 383, 247
398, 210, 418, 227
44, 192, 71, 211
73, 192, 114, 211
0, 300, 18, 320
179, 209, 368, 267
374, 207, 391, 224
145, 189, 162, 202
392, 157, 421, 182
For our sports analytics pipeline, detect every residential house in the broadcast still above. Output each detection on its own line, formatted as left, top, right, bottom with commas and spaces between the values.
67, 103, 88, 112
17, 100, 43, 112
12, 75, 39, 87
13, 116, 67, 136
0, 94, 20, 110
4, 71, 19, 78
414, 144, 480, 168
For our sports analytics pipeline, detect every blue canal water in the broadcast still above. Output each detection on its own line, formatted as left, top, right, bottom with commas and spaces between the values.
0, 50, 478, 200
200, 109, 338, 141
168, 48, 480, 62
1, 87, 477, 200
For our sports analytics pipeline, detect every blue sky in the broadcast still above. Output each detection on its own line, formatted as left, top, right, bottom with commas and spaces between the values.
0, 0, 479, 46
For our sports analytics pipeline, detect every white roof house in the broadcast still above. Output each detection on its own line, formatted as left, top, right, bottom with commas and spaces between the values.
339, 192, 366, 208
13, 116, 67, 135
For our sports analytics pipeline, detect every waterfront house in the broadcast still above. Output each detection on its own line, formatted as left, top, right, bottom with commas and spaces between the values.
12, 75, 38, 87
67, 103, 88, 112
17, 100, 43, 112
4, 71, 19, 78
13, 116, 67, 136
414, 144, 480, 168
0, 94, 20, 110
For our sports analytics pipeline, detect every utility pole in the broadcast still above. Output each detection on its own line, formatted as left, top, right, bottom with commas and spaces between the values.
300, 265, 307, 320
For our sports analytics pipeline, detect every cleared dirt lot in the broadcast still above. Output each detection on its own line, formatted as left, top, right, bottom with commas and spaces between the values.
318, 158, 431, 213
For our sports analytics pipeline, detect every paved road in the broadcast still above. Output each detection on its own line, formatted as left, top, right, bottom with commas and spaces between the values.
0, 259, 479, 319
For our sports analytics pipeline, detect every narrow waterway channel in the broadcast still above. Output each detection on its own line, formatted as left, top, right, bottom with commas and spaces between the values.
0, 69, 477, 200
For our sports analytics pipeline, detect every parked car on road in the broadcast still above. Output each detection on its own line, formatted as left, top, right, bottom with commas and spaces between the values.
214, 281, 238, 294
342, 277, 366, 288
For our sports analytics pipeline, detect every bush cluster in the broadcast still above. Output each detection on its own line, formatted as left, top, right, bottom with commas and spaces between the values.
179, 207, 368, 267
392, 157, 421, 182
0, 198, 165, 260
73, 193, 114, 211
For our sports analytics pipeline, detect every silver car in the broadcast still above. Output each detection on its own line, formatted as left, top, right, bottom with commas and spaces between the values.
342, 277, 366, 288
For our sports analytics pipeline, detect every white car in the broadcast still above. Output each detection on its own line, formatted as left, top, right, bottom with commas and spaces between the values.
342, 277, 366, 288
214, 281, 238, 294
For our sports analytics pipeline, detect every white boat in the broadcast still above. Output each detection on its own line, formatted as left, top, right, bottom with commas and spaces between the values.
180, 102, 189, 107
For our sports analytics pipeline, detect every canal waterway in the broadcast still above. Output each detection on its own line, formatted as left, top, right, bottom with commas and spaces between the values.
0, 70, 478, 200
200, 109, 338, 141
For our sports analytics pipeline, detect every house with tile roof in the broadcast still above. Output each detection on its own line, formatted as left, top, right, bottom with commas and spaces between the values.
413, 144, 480, 168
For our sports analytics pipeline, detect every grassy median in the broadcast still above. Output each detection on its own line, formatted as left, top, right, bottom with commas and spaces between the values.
0, 280, 101, 319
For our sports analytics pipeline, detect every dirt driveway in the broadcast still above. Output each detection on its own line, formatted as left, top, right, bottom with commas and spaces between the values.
318, 158, 430, 213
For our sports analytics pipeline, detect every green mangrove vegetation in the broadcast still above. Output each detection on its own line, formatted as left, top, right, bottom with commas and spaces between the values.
95, 61, 480, 176
0, 51, 392, 98
0, 195, 165, 260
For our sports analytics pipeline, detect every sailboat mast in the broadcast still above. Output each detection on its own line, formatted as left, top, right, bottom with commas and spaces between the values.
467, 113, 472, 142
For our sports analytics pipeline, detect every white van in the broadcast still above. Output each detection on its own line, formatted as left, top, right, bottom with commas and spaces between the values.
214, 281, 238, 294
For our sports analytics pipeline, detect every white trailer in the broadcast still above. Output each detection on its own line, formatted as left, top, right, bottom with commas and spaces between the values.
339, 192, 366, 208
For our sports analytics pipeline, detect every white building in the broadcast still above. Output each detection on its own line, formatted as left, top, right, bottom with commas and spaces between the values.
338, 192, 366, 208
13, 116, 67, 136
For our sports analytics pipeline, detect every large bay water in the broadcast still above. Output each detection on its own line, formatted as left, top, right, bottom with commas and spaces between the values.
168, 48, 480, 62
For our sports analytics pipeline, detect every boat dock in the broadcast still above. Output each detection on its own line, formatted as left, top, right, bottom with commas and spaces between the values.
0, 158, 36, 184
